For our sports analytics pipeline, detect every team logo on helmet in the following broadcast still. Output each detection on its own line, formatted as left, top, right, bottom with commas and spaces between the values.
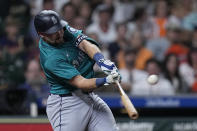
51, 16, 57, 24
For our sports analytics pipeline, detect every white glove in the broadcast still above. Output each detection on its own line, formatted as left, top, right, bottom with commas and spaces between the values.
106, 72, 121, 84
99, 59, 118, 75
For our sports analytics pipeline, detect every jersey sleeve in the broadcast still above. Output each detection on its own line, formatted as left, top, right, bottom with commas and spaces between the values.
45, 55, 80, 80
64, 25, 100, 47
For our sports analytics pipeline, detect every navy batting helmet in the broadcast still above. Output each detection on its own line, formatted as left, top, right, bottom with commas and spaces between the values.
34, 10, 64, 34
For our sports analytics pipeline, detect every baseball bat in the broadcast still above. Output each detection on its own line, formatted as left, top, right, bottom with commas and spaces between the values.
115, 81, 139, 120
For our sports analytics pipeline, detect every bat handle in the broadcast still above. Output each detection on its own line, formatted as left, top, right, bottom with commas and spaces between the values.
115, 81, 125, 96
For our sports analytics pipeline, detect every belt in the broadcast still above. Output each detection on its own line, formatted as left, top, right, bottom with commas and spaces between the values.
82, 91, 90, 95
59, 93, 72, 97
50, 93, 72, 97
50, 91, 90, 97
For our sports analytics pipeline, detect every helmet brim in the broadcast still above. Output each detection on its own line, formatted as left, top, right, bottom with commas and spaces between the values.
44, 23, 63, 34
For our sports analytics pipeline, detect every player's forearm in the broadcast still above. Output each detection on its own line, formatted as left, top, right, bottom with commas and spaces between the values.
79, 40, 113, 71
79, 40, 101, 59
75, 78, 99, 89
69, 75, 105, 91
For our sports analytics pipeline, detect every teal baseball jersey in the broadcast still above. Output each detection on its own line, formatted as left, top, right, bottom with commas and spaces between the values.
39, 25, 99, 94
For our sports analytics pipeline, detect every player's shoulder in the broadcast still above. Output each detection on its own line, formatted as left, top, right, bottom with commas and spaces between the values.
67, 25, 80, 33
63, 24, 83, 43
64, 24, 82, 35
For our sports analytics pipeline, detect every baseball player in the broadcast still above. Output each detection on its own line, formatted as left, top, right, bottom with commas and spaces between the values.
34, 10, 120, 131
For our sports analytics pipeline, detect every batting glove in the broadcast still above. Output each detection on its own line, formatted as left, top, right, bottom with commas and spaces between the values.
106, 72, 121, 84
93, 52, 119, 75
99, 59, 119, 75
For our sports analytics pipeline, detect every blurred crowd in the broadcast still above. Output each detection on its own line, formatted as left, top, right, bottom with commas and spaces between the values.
0, 0, 197, 114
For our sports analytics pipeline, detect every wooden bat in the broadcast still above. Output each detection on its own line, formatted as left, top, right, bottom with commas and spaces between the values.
115, 81, 139, 120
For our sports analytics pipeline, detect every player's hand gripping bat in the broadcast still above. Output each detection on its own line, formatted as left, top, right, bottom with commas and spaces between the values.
115, 81, 139, 120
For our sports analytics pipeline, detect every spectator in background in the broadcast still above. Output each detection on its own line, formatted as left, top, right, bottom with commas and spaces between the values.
163, 53, 182, 93
0, 16, 20, 48
167, 0, 193, 47
113, 0, 135, 23
151, 0, 168, 38
61, 2, 77, 26
167, 2, 186, 29
86, 4, 117, 46
42, 0, 55, 10
89, 0, 103, 10
179, 48, 197, 92
119, 49, 147, 93
177, 0, 195, 50
146, 22, 181, 62
0, 16, 25, 88
102, 0, 115, 16
78, 2, 92, 25
131, 31, 153, 70
7, 0, 31, 35
29, 0, 59, 15
92, 0, 134, 24
91, 0, 114, 24
19, 59, 49, 110
127, 7, 154, 40
70, 0, 84, 9
72, 16, 88, 31
132, 58, 175, 96
108, 23, 128, 65
181, 0, 193, 14
166, 28, 189, 63
118, 30, 153, 70
182, 0, 197, 31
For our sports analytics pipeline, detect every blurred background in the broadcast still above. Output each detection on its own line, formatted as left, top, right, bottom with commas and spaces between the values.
0, 0, 197, 130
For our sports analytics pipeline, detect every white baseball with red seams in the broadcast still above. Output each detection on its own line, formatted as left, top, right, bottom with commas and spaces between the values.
147, 74, 159, 85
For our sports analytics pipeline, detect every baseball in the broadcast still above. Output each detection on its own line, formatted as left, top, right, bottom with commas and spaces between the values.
147, 74, 159, 85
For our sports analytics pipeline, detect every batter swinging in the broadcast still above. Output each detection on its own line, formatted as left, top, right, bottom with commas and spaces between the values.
34, 10, 120, 131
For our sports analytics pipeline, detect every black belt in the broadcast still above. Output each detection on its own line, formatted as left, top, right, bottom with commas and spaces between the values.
50, 91, 90, 97
50, 93, 72, 97
82, 91, 90, 95
59, 93, 72, 97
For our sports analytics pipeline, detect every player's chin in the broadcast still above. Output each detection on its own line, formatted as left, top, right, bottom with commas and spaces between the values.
55, 39, 63, 44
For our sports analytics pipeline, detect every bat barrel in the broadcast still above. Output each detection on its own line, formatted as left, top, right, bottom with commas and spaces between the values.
121, 94, 139, 120
132, 114, 138, 119
128, 111, 138, 120
116, 81, 139, 120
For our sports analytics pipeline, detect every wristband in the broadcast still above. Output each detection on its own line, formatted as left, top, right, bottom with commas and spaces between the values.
93, 52, 104, 67
96, 78, 106, 87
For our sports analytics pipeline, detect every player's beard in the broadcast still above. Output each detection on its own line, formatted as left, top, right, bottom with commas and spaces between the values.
43, 36, 64, 45
43, 30, 64, 45
55, 37, 64, 43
